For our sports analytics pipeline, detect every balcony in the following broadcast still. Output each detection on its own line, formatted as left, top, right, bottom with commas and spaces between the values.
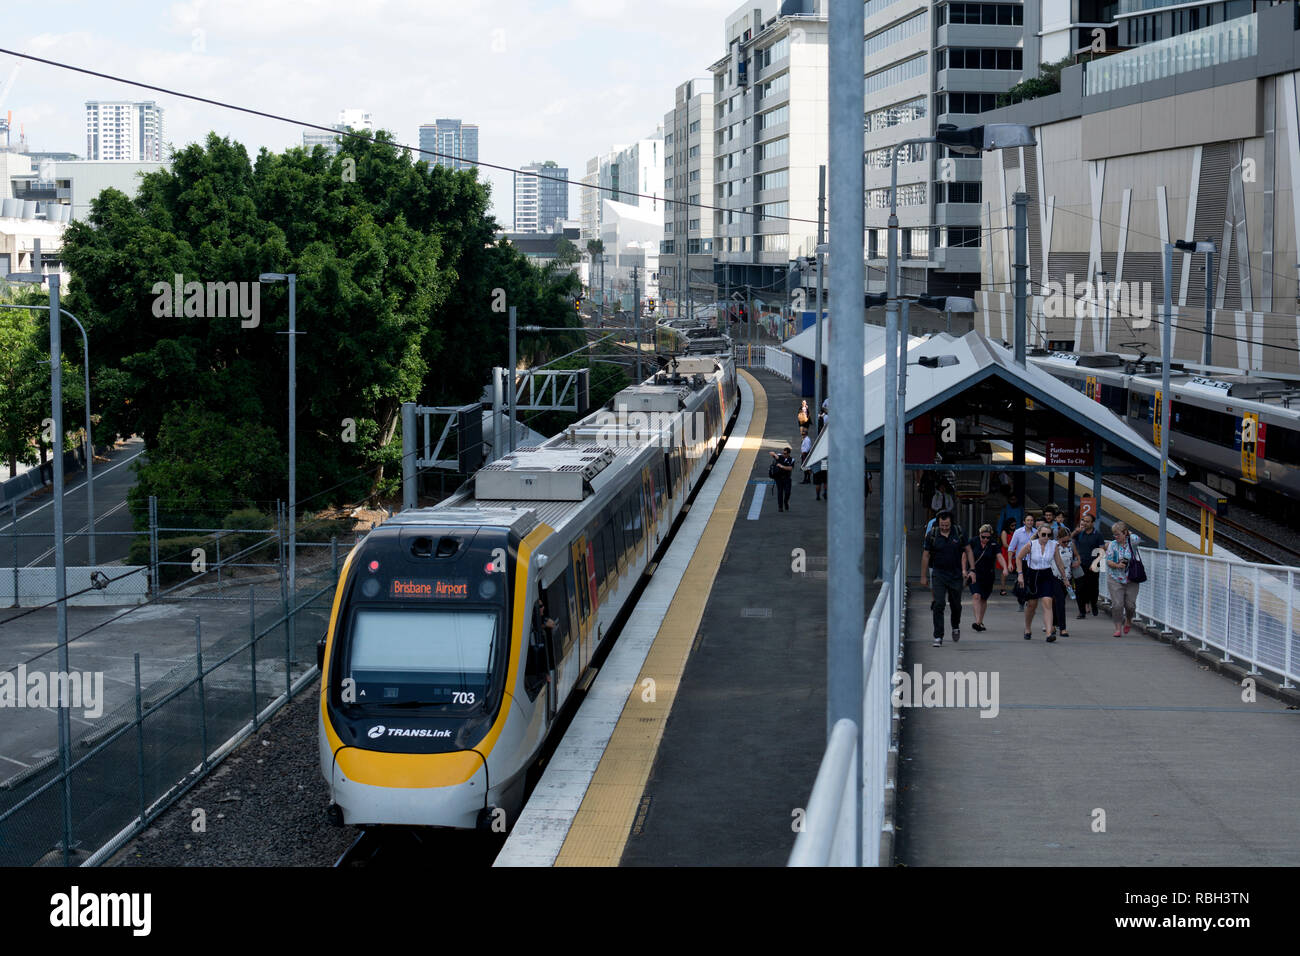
1084, 13, 1257, 95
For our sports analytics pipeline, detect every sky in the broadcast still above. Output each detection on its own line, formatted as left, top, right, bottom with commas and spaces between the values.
1, 0, 741, 227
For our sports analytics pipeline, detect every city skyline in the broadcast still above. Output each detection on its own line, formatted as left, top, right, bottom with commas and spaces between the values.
0, 0, 739, 226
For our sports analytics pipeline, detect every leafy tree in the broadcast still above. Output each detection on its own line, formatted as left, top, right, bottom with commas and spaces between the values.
553, 237, 581, 266
998, 55, 1074, 107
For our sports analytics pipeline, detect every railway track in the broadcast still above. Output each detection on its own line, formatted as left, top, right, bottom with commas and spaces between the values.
1101, 474, 1300, 566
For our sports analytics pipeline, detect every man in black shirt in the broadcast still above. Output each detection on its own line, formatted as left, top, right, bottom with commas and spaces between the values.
1070, 511, 1105, 618
919, 510, 970, 647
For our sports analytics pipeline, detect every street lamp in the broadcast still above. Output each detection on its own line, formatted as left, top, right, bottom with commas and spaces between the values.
1158, 239, 1214, 550
259, 272, 299, 628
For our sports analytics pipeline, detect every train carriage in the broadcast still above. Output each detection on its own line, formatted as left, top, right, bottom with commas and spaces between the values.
318, 354, 739, 830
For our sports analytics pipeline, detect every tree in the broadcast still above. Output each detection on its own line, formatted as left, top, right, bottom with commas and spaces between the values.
554, 237, 581, 267
0, 297, 45, 477
998, 55, 1074, 107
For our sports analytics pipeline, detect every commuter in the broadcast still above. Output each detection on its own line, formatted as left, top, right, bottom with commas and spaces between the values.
813, 464, 827, 501
769, 445, 795, 512
1007, 512, 1038, 608
997, 517, 1018, 594
1052, 527, 1077, 637
799, 427, 812, 483
1104, 520, 1143, 637
1043, 503, 1070, 537
967, 523, 1001, 632
797, 400, 811, 430
1015, 520, 1069, 642
919, 510, 970, 647
994, 470, 1014, 500
1071, 512, 1105, 618
997, 493, 1023, 537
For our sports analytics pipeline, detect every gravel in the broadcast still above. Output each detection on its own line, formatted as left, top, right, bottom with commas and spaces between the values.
112, 684, 358, 867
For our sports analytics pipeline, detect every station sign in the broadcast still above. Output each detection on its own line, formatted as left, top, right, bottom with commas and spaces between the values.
1186, 481, 1227, 516
1045, 438, 1094, 468
390, 578, 469, 599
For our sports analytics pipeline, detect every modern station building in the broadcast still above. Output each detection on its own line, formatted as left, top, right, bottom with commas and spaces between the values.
978, 0, 1300, 376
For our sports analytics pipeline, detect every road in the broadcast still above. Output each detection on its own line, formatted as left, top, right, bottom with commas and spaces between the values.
0, 439, 146, 568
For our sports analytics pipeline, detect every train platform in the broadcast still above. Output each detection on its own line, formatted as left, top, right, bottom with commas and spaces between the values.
894, 558, 1300, 865
498, 368, 840, 866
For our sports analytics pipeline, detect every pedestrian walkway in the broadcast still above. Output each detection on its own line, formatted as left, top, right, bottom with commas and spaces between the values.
895, 575, 1300, 865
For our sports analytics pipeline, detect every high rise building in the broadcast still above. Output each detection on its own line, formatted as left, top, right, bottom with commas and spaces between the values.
582, 133, 665, 241
710, 2, 828, 323
863, 0, 1030, 297
514, 161, 569, 233
418, 119, 479, 171
303, 108, 374, 156
663, 78, 716, 318
84, 101, 165, 161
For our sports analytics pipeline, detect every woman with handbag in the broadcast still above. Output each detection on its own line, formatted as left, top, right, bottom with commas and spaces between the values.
967, 524, 1001, 632
1104, 520, 1143, 637
1016, 520, 1070, 642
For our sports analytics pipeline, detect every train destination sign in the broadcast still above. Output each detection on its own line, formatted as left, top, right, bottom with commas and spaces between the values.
1045, 438, 1094, 467
390, 578, 470, 599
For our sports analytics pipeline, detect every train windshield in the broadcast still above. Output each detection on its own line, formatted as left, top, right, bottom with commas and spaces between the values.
347, 608, 498, 708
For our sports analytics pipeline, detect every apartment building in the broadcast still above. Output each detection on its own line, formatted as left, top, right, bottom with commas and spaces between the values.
710, 1, 828, 322
662, 77, 716, 318
418, 119, 479, 172
84, 101, 165, 162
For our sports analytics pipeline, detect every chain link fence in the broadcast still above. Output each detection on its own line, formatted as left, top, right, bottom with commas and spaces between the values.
0, 502, 364, 866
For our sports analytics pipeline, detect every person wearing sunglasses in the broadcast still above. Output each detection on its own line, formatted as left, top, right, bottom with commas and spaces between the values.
968, 524, 1000, 632
1015, 520, 1069, 642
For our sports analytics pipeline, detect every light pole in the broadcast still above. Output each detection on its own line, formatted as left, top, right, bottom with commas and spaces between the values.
1097, 269, 1109, 351
259, 272, 299, 626
1159, 240, 1213, 549
813, 242, 829, 442
4, 304, 95, 564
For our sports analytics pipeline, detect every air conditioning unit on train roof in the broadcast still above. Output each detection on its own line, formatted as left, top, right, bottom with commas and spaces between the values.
475, 445, 615, 502
612, 384, 690, 414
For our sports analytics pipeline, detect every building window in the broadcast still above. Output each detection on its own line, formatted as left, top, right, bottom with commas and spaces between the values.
864, 12, 926, 58
940, 3, 1023, 26
688, 120, 700, 134
756, 168, 789, 191
689, 145, 700, 158
866, 142, 926, 168
758, 201, 789, 221
865, 0, 905, 19
758, 104, 789, 131
936, 91, 1000, 115
936, 48, 1023, 71
903, 228, 929, 259
689, 218, 700, 231
934, 226, 982, 248
933, 181, 982, 204
757, 137, 789, 161
866, 95, 926, 131
867, 183, 926, 208
759, 234, 788, 252
864, 54, 927, 95
758, 34, 790, 68
757, 72, 790, 101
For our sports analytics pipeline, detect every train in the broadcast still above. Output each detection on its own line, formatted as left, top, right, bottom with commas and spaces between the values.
317, 352, 740, 831
1029, 349, 1300, 513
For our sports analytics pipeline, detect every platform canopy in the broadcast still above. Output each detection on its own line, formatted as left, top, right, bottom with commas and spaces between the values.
782, 318, 925, 364
803, 329, 1183, 475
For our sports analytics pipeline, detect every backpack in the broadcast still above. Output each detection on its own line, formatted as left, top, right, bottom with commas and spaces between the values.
769, 459, 780, 480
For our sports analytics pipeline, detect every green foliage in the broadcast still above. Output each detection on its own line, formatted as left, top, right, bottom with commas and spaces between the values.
553, 237, 581, 266
60, 130, 583, 523
997, 55, 1074, 107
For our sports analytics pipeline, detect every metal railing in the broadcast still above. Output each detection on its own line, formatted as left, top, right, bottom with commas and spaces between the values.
1084, 13, 1257, 95
790, 547, 905, 866
733, 344, 795, 383
0, 552, 344, 867
1135, 549, 1298, 688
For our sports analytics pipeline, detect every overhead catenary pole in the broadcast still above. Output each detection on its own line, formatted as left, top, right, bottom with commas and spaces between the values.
1160, 242, 1173, 550
508, 305, 517, 452
814, 164, 826, 442
1013, 191, 1029, 365
898, 299, 909, 534
632, 265, 642, 382
827, 0, 865, 866
1203, 245, 1215, 367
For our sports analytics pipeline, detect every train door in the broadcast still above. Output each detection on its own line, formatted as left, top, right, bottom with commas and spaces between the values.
1152, 390, 1162, 448
570, 537, 596, 668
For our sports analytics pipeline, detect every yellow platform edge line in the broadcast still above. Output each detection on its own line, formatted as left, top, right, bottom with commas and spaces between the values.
554, 370, 770, 867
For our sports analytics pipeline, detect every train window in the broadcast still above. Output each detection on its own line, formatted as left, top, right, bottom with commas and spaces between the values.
621, 495, 637, 562
656, 460, 667, 510
544, 577, 572, 657
1270, 426, 1300, 464
610, 506, 627, 574
590, 523, 608, 599
575, 552, 591, 621
601, 520, 618, 588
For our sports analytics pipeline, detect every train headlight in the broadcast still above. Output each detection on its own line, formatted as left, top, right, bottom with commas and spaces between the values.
361, 578, 381, 598
478, 579, 498, 600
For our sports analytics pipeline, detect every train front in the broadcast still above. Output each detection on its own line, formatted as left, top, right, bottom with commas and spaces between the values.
318, 523, 517, 830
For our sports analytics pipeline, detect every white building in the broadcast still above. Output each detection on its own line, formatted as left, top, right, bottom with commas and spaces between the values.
710, 1, 827, 325
663, 77, 716, 318
303, 108, 374, 156
85, 101, 165, 162
581, 133, 665, 242
599, 198, 661, 310
4, 154, 167, 222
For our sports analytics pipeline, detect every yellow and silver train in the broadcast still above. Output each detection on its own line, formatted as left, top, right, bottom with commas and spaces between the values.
318, 355, 739, 830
